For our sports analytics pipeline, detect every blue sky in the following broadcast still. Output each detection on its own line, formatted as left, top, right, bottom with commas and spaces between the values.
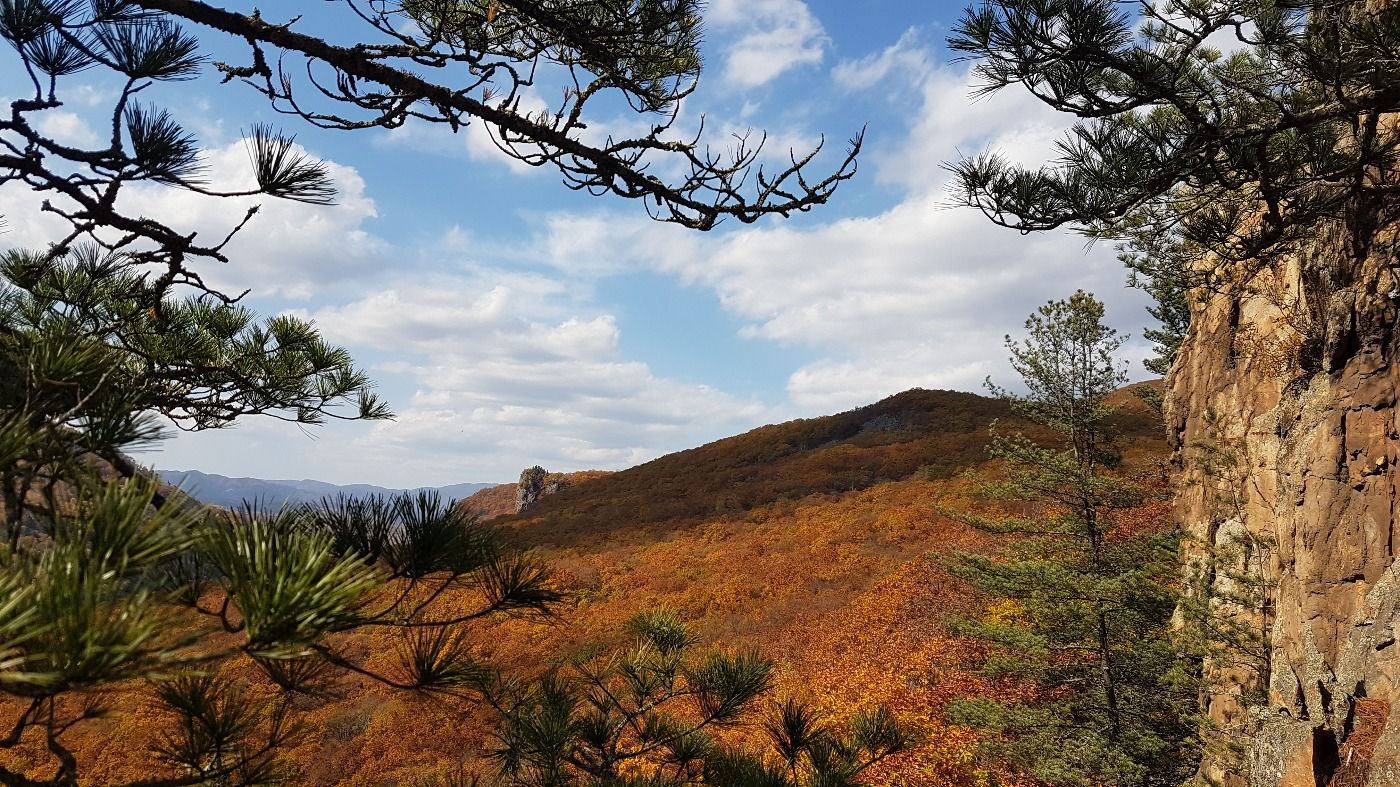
2, 1, 1156, 487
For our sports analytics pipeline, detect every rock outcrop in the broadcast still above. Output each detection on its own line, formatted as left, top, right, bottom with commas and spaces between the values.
515, 465, 568, 513
1167, 220, 1400, 785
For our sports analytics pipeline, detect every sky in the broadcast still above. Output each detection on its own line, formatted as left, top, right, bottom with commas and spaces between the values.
1, 0, 1158, 487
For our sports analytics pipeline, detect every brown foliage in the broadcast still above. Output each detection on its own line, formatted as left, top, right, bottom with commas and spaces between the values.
501, 389, 1015, 546
1329, 698, 1391, 787
1, 387, 1168, 784
459, 470, 616, 521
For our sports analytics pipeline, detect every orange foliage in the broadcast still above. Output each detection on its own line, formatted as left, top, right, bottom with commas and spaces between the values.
1, 387, 1168, 784
458, 481, 519, 519
460, 470, 615, 521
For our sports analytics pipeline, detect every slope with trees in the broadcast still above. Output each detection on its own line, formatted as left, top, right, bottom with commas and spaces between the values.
946, 0, 1400, 780
0, 1, 863, 784
944, 292, 1196, 786
460, 383, 1172, 786
477, 387, 1163, 549
2, 380, 1173, 784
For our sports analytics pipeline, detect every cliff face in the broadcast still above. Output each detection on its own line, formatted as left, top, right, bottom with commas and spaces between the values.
1166, 222, 1400, 786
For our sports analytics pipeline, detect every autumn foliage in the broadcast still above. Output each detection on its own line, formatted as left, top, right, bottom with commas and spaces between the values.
1, 388, 1168, 784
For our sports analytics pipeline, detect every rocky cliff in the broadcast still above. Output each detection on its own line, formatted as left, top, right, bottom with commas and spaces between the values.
1166, 220, 1400, 786
516, 465, 568, 513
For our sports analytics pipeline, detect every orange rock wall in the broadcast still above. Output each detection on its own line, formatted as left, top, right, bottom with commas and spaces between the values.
1166, 221, 1400, 785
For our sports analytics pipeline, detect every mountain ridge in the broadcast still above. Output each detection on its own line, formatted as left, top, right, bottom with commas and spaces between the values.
157, 469, 497, 510
475, 385, 1164, 546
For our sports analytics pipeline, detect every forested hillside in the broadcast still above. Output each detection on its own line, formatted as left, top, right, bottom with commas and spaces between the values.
0, 387, 1168, 785
470, 388, 1162, 541
445, 387, 1166, 785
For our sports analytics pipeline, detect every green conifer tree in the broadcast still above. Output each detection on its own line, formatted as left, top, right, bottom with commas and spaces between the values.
944, 0, 1400, 371
0, 1, 858, 781
944, 291, 1197, 786
947, 0, 1400, 257
483, 611, 909, 787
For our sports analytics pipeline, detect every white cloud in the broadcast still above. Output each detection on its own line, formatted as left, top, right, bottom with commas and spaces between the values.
295, 274, 586, 361
7, 21, 1167, 488
366, 367, 765, 475
513, 46, 1158, 414
68, 84, 117, 108
832, 27, 934, 92
870, 64, 1066, 196
0, 138, 389, 299
1, 123, 775, 485
519, 194, 1151, 413
279, 274, 775, 483
787, 353, 993, 410
37, 111, 102, 148
708, 0, 828, 88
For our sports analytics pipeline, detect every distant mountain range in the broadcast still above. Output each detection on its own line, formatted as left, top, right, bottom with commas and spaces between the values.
157, 470, 499, 510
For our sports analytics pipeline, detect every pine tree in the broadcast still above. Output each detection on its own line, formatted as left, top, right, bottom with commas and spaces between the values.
0, 246, 393, 519
0, 241, 556, 787
1115, 205, 1193, 375
1170, 410, 1278, 771
483, 611, 909, 787
0, 470, 559, 783
947, 0, 1400, 261
944, 0, 1400, 363
943, 292, 1197, 786
0, 4, 862, 781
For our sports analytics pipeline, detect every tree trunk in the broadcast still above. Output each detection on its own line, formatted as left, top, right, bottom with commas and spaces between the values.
1166, 217, 1400, 786
1, 474, 22, 548
1098, 607, 1122, 739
